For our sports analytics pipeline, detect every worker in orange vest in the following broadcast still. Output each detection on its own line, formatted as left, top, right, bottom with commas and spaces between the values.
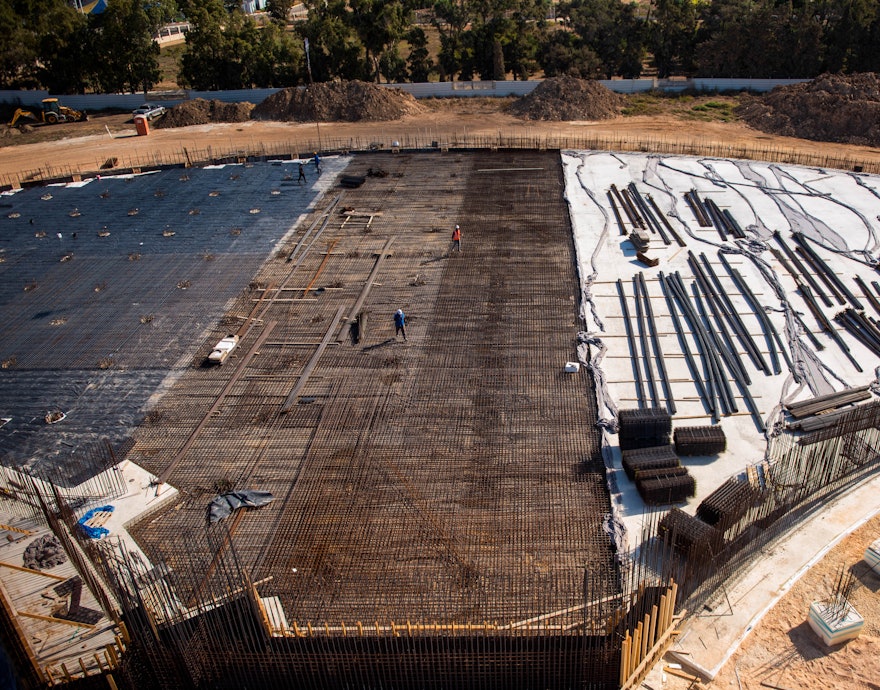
451, 224, 461, 253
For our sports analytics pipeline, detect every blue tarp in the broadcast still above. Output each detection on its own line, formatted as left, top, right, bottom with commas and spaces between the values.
77, 504, 114, 539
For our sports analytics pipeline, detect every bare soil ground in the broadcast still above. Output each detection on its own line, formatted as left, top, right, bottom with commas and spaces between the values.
663, 511, 880, 690
2, 95, 880, 185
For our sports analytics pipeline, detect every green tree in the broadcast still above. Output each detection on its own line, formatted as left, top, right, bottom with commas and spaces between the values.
559, 0, 644, 78
0, 1, 38, 88
538, 30, 604, 78
178, 0, 229, 89
694, 0, 824, 78
433, 0, 471, 80
37, 3, 93, 93
648, 0, 697, 77
266, 0, 295, 24
405, 26, 435, 81
92, 0, 174, 94
297, 0, 369, 81
350, 0, 411, 82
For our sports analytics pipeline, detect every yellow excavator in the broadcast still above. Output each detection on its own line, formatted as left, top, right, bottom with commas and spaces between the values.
8, 98, 88, 127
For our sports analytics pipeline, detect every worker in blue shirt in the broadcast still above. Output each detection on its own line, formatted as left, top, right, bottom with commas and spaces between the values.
393, 309, 407, 341
313, 152, 321, 174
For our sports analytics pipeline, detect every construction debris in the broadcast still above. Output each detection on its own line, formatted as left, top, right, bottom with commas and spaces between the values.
22, 534, 67, 570
208, 490, 274, 523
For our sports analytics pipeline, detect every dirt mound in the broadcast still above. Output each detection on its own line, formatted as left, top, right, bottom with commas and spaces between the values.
507, 76, 627, 121
736, 72, 880, 147
251, 81, 423, 122
154, 99, 254, 129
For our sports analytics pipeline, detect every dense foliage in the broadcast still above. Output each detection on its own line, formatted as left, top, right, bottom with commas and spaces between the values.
1, 0, 879, 92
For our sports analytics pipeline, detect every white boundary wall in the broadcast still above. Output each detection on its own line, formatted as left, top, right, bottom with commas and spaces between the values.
0, 78, 809, 112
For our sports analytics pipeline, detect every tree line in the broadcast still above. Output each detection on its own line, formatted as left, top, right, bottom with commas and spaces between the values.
2, 0, 879, 94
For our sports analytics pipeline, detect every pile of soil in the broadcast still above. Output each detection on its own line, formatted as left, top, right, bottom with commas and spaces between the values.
154, 98, 254, 129
737, 72, 880, 147
507, 76, 627, 121
251, 80, 424, 122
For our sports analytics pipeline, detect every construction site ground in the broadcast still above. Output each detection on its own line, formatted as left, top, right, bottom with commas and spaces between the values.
652, 474, 880, 690
2, 98, 880, 687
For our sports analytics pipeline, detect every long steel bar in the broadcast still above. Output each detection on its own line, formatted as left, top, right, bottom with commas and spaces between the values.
687, 254, 751, 385
667, 273, 729, 414
659, 272, 712, 417
608, 190, 627, 236
633, 274, 660, 408
280, 305, 346, 413
687, 279, 738, 414
638, 272, 676, 414
795, 246, 846, 306
792, 232, 864, 310
716, 252, 785, 375
798, 284, 863, 372
628, 183, 670, 245
341, 237, 395, 326
646, 194, 686, 247
854, 274, 880, 318
697, 252, 768, 374
618, 279, 646, 408
773, 232, 834, 307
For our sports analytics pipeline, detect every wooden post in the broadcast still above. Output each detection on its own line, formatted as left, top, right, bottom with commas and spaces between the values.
105, 643, 118, 668
619, 631, 631, 686
649, 604, 659, 648
631, 622, 642, 677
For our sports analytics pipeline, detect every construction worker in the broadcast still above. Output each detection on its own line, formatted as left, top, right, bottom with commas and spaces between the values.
297, 163, 307, 184
313, 152, 321, 174
451, 224, 461, 252
393, 308, 407, 341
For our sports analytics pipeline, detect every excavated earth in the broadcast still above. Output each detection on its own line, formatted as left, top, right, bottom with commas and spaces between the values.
251, 80, 424, 122
153, 98, 254, 128
506, 76, 627, 121
736, 72, 880, 147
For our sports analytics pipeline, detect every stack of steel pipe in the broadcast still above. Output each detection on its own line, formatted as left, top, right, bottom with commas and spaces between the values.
617, 279, 646, 407
636, 272, 676, 414
773, 231, 834, 308
684, 190, 712, 227
701, 198, 725, 239
854, 274, 880, 318
695, 251, 769, 375
717, 252, 787, 376
661, 271, 733, 417
610, 183, 645, 230
786, 386, 872, 419
607, 190, 627, 236
627, 182, 671, 245
792, 232, 864, 311
799, 283, 863, 371
835, 307, 880, 358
